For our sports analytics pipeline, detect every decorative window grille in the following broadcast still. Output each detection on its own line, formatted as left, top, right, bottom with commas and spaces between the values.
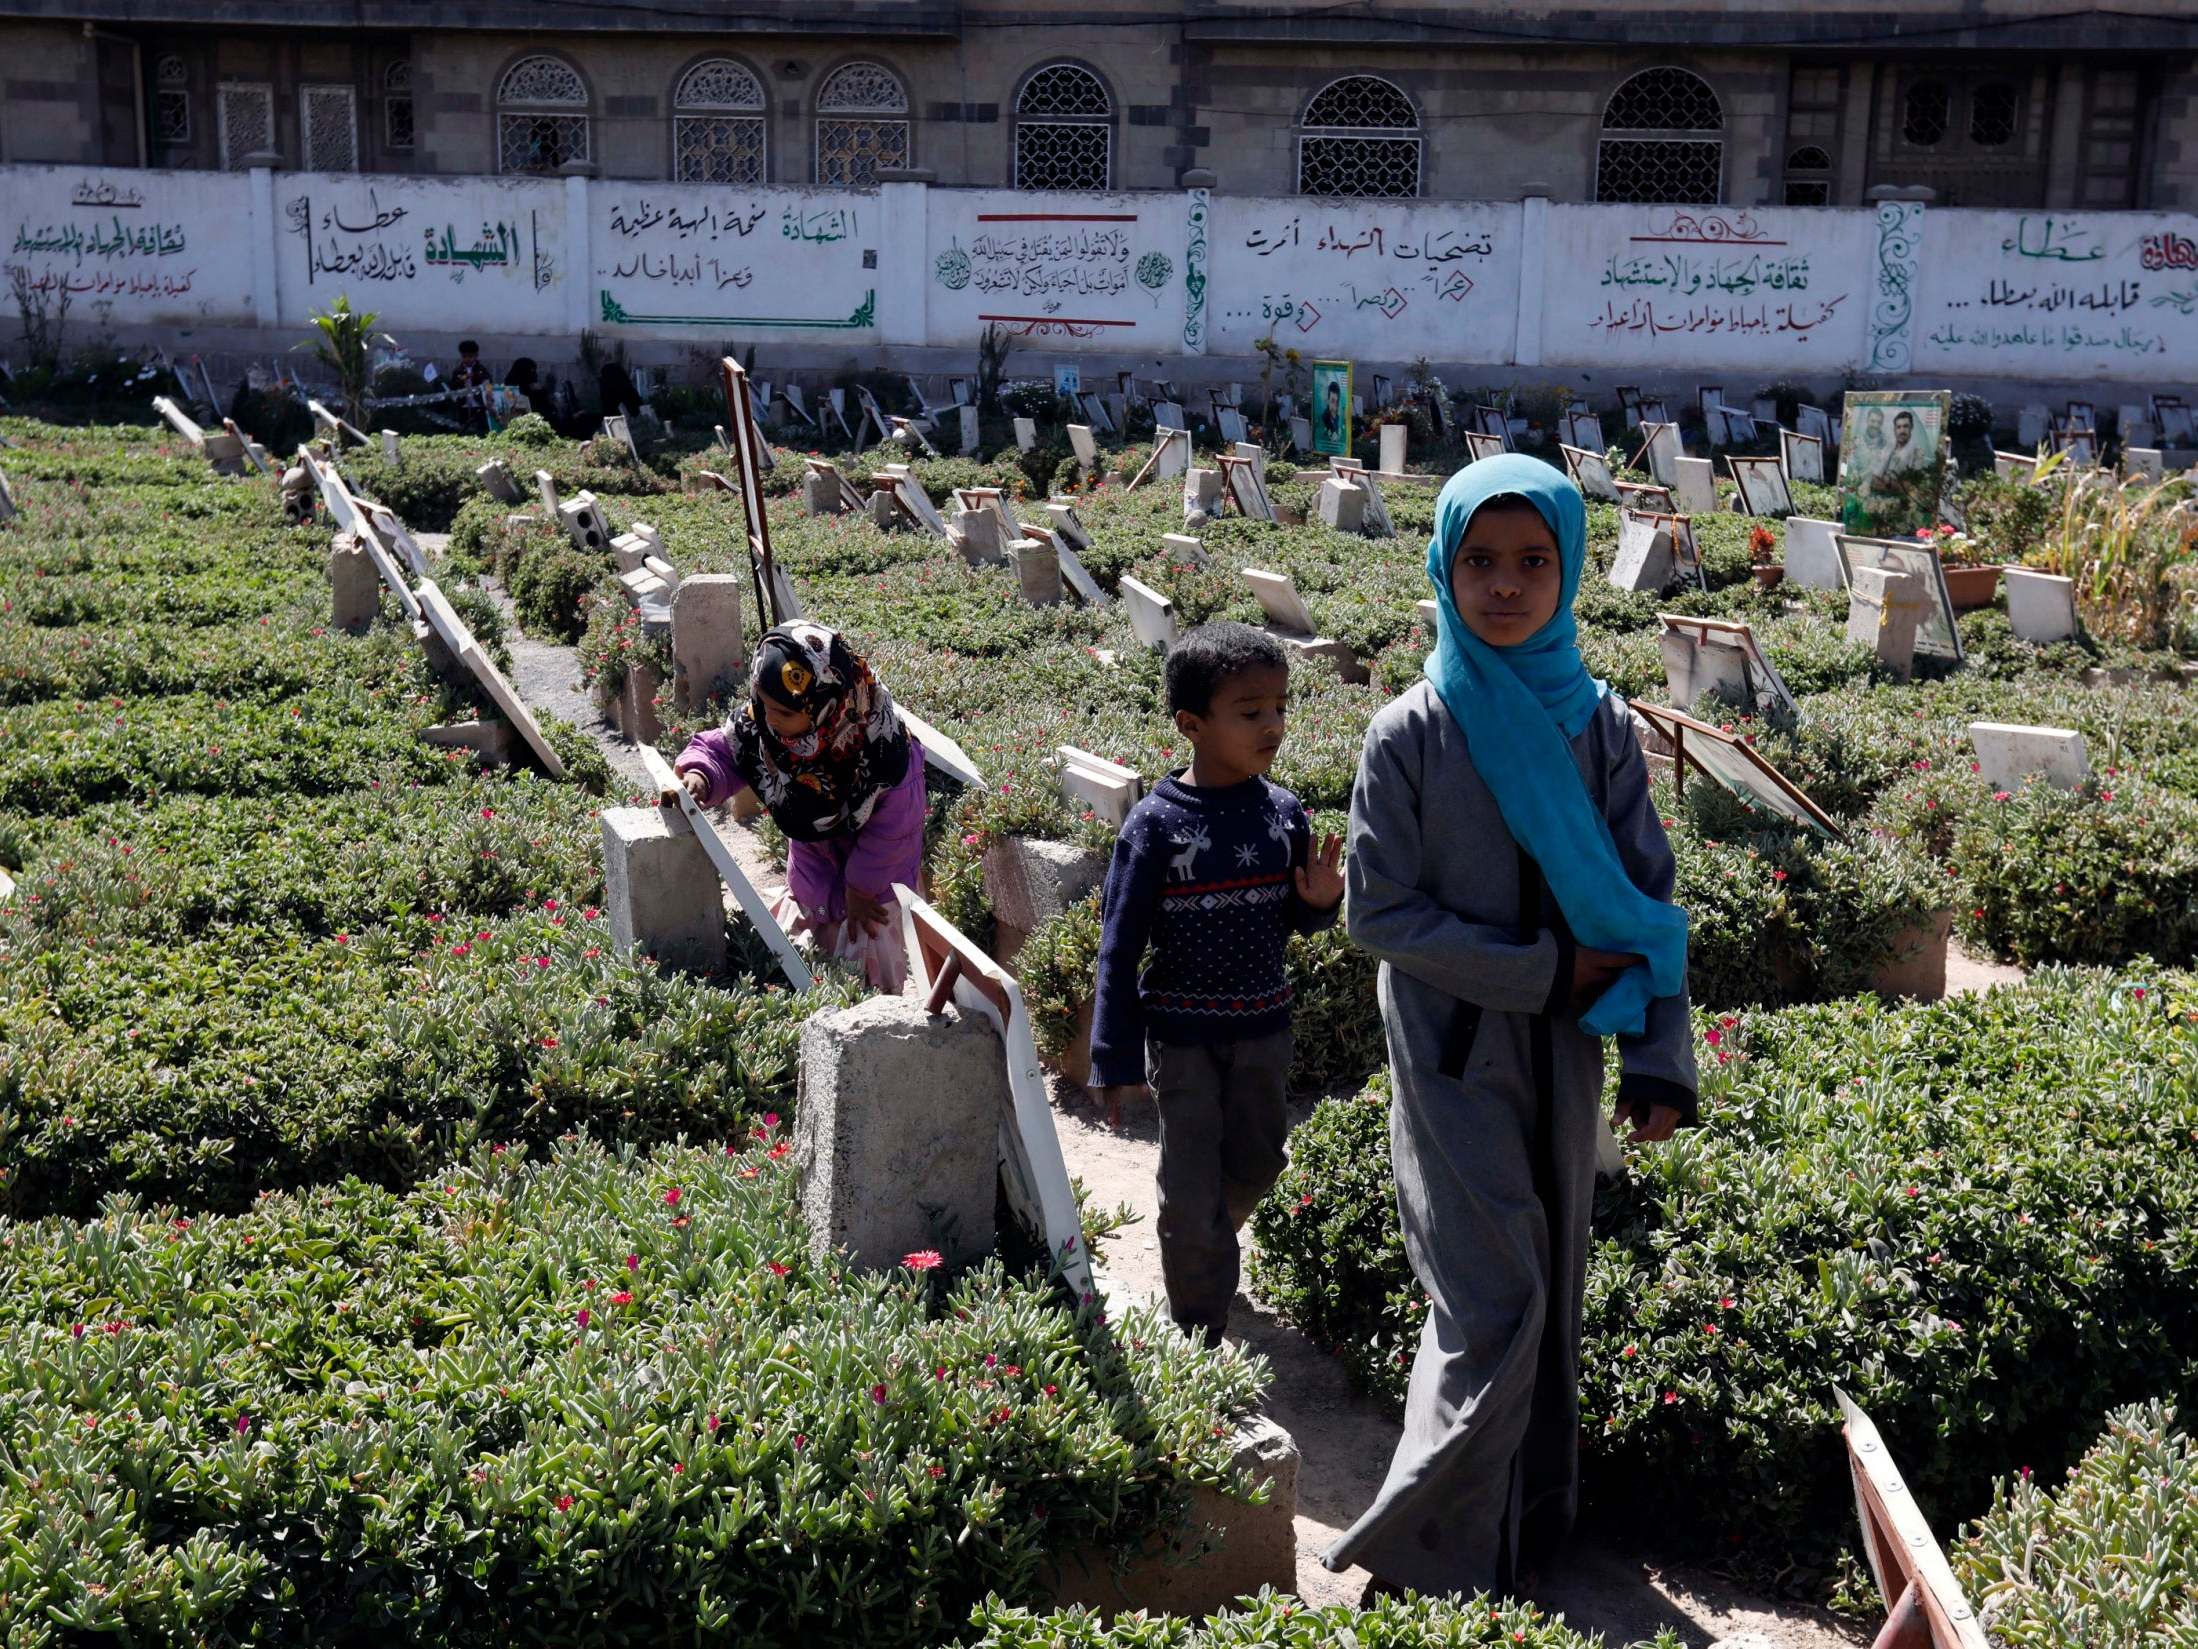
674, 58, 766, 183
1784, 145, 1833, 205
385, 60, 415, 149
1595, 66, 1723, 203
1968, 81, 2018, 147
498, 54, 590, 174
815, 61, 908, 186
301, 84, 359, 171
155, 55, 191, 145
1296, 75, 1419, 197
1902, 80, 1950, 146
1014, 63, 1111, 190
217, 81, 274, 169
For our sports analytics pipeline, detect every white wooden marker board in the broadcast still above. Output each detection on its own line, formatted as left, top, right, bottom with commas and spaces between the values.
894, 885, 1095, 1301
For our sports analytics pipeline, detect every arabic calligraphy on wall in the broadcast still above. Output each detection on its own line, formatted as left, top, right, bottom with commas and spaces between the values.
1207, 197, 1521, 359
1538, 204, 1873, 370
592, 188, 876, 334
1, 167, 243, 321
926, 193, 1183, 349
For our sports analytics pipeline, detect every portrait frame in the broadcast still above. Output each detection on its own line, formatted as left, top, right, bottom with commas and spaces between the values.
1310, 359, 1353, 459
1838, 389, 1950, 538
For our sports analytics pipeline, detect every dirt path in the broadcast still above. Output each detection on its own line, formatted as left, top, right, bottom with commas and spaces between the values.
1054, 1076, 1864, 1649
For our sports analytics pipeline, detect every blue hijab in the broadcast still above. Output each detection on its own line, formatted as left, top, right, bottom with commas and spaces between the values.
1423, 454, 1687, 1037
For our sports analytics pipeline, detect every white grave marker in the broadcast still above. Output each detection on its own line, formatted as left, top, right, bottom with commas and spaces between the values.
1242, 567, 1317, 636
1638, 421, 1683, 486
1610, 510, 1675, 592
1058, 747, 1143, 828
1968, 723, 2091, 792
1727, 455, 1793, 517
1779, 428, 1825, 485
2004, 568, 2079, 644
1783, 516, 1846, 591
1067, 424, 1100, 471
1562, 444, 1620, 503
1013, 416, 1037, 452
1562, 410, 1603, 452
1673, 455, 1718, 515
1118, 575, 1178, 653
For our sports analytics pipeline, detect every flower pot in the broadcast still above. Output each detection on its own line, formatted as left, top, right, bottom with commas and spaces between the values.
1872, 910, 1951, 1003
1942, 564, 2003, 612
1752, 564, 1785, 591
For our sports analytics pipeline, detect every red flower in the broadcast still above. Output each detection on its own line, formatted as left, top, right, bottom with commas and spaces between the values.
575, 1308, 591, 1328
663, 1187, 682, 1207
871, 1383, 888, 1404
334, 933, 348, 945
792, 1434, 807, 1450
902, 1249, 944, 1271
1663, 1391, 1679, 1405
1771, 869, 1788, 883
670, 1462, 684, 1475
481, 808, 495, 820
1703, 1027, 1722, 1046
234, 1413, 252, 1435
766, 1261, 789, 1277
540, 1035, 559, 1049
556, 1494, 574, 1511
625, 1253, 639, 1272
1621, 1344, 1636, 1357
707, 1413, 720, 1432
1719, 1296, 1734, 1310
610, 1291, 632, 1306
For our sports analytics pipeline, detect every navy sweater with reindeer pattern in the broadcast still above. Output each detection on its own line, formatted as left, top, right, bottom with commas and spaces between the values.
1087, 771, 1338, 1089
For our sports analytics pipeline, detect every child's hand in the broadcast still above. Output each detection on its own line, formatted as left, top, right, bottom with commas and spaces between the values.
1295, 833, 1345, 909
1097, 1083, 1149, 1131
662, 768, 709, 808
1571, 945, 1642, 1013
1610, 1096, 1683, 1145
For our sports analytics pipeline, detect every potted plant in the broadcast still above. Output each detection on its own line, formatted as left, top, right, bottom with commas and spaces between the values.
1748, 522, 1783, 589
1928, 524, 2003, 610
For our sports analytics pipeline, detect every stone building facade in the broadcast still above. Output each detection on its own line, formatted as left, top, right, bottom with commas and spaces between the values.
3, 2, 2196, 209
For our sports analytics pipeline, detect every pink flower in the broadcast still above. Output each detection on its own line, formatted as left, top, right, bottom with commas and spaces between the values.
540, 1035, 559, 1049
556, 1494, 575, 1511
575, 1308, 591, 1328
1703, 1027, 1722, 1046
610, 1291, 632, 1306
902, 1249, 945, 1271
792, 1434, 807, 1450
1662, 1391, 1679, 1405
707, 1413, 720, 1433
766, 1261, 789, 1277
71, 1323, 84, 1339
663, 1187, 682, 1207
235, 1413, 252, 1435
762, 1112, 779, 1128
625, 1253, 640, 1272
334, 933, 348, 945
481, 808, 495, 820
871, 1383, 888, 1404
1993, 790, 2012, 801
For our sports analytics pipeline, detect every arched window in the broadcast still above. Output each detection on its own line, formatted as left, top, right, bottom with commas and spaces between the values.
497, 54, 589, 175
1784, 144, 1833, 205
384, 60, 414, 150
155, 54, 191, 146
814, 61, 908, 186
1969, 80, 2019, 147
675, 58, 766, 182
1296, 75, 1419, 197
1014, 63, 1111, 190
1596, 67, 1723, 203
1903, 79, 1950, 146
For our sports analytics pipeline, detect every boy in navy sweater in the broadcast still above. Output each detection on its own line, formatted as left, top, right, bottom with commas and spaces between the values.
1090, 622, 1344, 1343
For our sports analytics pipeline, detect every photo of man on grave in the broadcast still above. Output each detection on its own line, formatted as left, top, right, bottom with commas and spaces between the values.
1839, 389, 1949, 537
1311, 359, 1352, 458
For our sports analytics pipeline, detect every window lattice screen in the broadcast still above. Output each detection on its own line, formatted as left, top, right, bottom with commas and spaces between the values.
302, 85, 358, 171
218, 82, 273, 169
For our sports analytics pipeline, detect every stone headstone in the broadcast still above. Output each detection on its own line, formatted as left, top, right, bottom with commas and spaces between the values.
601, 806, 727, 976
1154, 401, 1186, 431
1011, 535, 1063, 606
1183, 466, 1224, 522
1317, 475, 1366, 532
956, 404, 980, 456
557, 494, 611, 553
1119, 574, 1179, 653
1217, 408, 1249, 445
952, 500, 1007, 566
1013, 416, 1037, 452
670, 574, 745, 711
1673, 455, 1718, 515
2005, 567, 2079, 644
1994, 451, 2037, 483
1067, 424, 1100, 471
1783, 516, 1846, 591
1563, 445, 1620, 503
1609, 511, 1675, 593
1146, 427, 1190, 483
1288, 415, 1313, 455
328, 537, 380, 633
1562, 410, 1602, 452
2126, 446, 2165, 482
1969, 722, 2091, 792
1161, 532, 1208, 568
0, 471, 15, 525
1640, 421, 1683, 486
381, 429, 400, 466
476, 460, 522, 504
2017, 404, 2049, 448
1659, 625, 1753, 713
1243, 567, 1317, 637
1846, 566, 1925, 681
1781, 429, 1825, 484
795, 994, 1003, 1272
1379, 422, 1407, 474
984, 836, 1108, 965
1058, 748, 1144, 828
804, 469, 849, 516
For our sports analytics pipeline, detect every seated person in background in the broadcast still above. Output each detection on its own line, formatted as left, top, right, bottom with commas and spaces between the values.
504, 357, 552, 421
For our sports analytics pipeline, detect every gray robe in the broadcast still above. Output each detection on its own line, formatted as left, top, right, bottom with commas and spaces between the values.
1323, 680, 1697, 1596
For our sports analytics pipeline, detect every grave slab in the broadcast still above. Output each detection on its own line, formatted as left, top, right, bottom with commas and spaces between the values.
1673, 455, 1718, 515
983, 836, 1108, 966
476, 460, 522, 504
1067, 424, 1100, 471
1847, 567, 1925, 681
671, 574, 744, 712
1059, 748, 1144, 830
1969, 722, 2091, 791
1013, 416, 1038, 452
795, 994, 1004, 1272
2005, 567, 2079, 644
601, 806, 727, 976
1119, 575, 1179, 654
1783, 516, 1846, 590
1161, 532, 1208, 568
1609, 511, 1674, 593
1183, 467, 1224, 522
1380, 422, 1408, 474
1316, 475, 1366, 532
1011, 536, 1064, 606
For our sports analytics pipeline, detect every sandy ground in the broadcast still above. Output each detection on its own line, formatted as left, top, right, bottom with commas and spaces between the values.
477, 564, 2041, 1647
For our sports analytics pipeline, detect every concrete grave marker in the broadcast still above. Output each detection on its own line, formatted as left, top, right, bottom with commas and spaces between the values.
802, 457, 863, 517
1845, 567, 1928, 681
1234, 439, 1267, 485
1329, 457, 1394, 537
896, 704, 984, 789
1380, 422, 1408, 474
1615, 480, 1677, 514
1779, 428, 1825, 485
670, 574, 745, 711
1028, 524, 1107, 606
1183, 466, 1224, 521
1836, 535, 1962, 662
1751, 396, 1779, 426
1217, 453, 1278, 522
416, 577, 565, 779
534, 468, 562, 517
557, 493, 612, 553
1013, 416, 1037, 452
888, 415, 941, 458
1727, 455, 1793, 517
1126, 426, 1190, 490
1638, 421, 1683, 486
884, 467, 951, 539
637, 744, 810, 988
1010, 534, 1063, 606
598, 805, 726, 976
2016, 404, 2050, 448
1243, 567, 1317, 636
1610, 510, 1675, 592
1968, 722, 2091, 792
1154, 401, 1186, 431
1617, 385, 1643, 429
1067, 424, 1100, 472
1636, 397, 1671, 427
1217, 407, 1249, 445
1673, 455, 1718, 515
1059, 746, 1144, 827
2159, 401, 2195, 445
0, 471, 15, 525
1798, 403, 1835, 450
1462, 430, 1508, 465
376, 428, 400, 467
1562, 410, 1602, 453
1119, 574, 1179, 653
2126, 446, 2165, 482
1161, 531, 1208, 568
1471, 404, 1511, 448
1658, 614, 1798, 720
1783, 516, 1846, 590
1718, 404, 1760, 445
2005, 568, 2079, 643
1562, 443, 1620, 503
1697, 384, 1724, 423
1993, 450, 2038, 483
1316, 474, 1366, 532
476, 460, 523, 505
1081, 392, 1116, 435
1288, 415, 1313, 455
956, 404, 980, 455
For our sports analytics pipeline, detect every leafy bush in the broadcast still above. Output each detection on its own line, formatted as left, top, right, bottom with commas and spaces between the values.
510, 543, 609, 643
0, 1136, 1266, 1644
0, 911, 852, 1216
500, 411, 558, 447
1954, 1400, 2198, 1645
1251, 970, 2198, 1585
971, 1589, 1678, 1648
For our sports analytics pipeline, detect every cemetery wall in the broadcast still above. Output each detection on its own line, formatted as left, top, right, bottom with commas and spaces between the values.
11, 159, 2198, 389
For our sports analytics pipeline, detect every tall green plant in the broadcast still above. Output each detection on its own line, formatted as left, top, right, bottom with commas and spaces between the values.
2034, 467, 2198, 648
301, 295, 380, 429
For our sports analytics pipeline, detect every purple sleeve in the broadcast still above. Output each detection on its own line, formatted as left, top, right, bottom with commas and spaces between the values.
672, 728, 748, 807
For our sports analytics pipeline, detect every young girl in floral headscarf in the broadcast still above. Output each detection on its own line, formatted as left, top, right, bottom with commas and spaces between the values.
666, 622, 926, 991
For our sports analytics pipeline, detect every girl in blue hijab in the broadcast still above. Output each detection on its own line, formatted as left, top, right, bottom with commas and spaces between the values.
1326, 452, 1697, 1600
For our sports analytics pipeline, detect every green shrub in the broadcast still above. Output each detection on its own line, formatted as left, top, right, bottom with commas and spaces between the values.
500, 411, 558, 446
0, 910, 852, 1215
1953, 1400, 2198, 1645
970, 1589, 1679, 1648
0, 1136, 1266, 1645
1251, 970, 2198, 1585
510, 544, 609, 643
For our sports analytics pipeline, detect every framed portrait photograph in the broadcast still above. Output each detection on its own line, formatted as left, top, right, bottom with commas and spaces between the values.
1728, 454, 1795, 517
1310, 359, 1353, 458
1838, 389, 1950, 538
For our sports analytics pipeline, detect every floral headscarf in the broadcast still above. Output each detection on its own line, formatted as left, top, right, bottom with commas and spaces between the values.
727, 623, 911, 841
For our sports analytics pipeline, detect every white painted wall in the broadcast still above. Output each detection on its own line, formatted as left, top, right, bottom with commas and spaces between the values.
1208, 196, 1522, 362
3, 164, 256, 327
1912, 209, 2198, 382
922, 189, 1189, 354
275, 171, 567, 333
1537, 203, 1874, 374
590, 186, 880, 341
